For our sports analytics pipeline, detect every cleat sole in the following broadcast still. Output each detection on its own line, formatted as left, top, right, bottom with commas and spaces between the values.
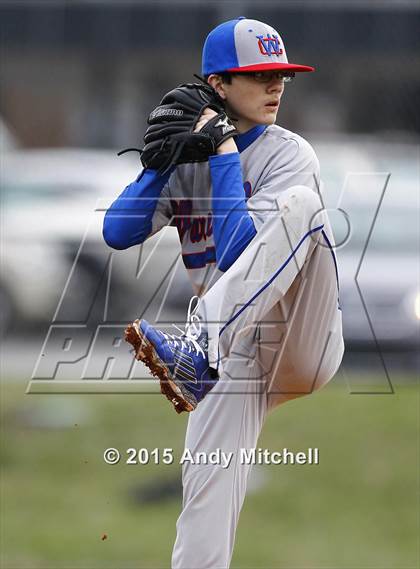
124, 319, 196, 414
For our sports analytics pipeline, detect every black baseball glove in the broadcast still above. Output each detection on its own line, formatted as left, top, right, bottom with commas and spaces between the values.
140, 82, 238, 174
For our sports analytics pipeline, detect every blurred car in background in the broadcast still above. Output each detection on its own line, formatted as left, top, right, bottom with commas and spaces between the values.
314, 137, 419, 350
1, 149, 184, 335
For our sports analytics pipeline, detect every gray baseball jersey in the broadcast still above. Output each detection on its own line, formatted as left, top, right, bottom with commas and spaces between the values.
150, 124, 320, 295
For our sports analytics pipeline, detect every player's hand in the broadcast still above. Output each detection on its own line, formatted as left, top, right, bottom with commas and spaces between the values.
194, 108, 238, 155
194, 108, 218, 133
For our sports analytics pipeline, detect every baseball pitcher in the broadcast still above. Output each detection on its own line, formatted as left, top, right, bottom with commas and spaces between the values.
103, 17, 344, 569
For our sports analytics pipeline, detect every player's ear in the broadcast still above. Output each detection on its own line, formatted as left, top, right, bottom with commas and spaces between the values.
207, 74, 227, 100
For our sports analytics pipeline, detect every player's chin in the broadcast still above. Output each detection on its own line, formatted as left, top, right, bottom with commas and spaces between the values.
260, 109, 278, 124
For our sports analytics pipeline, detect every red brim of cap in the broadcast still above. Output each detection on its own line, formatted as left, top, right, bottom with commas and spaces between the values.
227, 62, 315, 73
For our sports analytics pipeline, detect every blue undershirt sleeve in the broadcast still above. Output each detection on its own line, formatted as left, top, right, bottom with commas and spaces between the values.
102, 168, 171, 250
209, 153, 257, 272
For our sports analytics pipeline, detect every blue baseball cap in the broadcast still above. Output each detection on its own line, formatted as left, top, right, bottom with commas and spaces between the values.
202, 17, 314, 76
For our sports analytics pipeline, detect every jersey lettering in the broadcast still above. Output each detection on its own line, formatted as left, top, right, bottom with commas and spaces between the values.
171, 199, 213, 244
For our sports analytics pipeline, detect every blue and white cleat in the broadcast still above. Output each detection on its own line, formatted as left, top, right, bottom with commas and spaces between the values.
124, 297, 218, 413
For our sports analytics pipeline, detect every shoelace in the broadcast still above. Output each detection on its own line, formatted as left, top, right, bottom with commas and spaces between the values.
160, 296, 205, 358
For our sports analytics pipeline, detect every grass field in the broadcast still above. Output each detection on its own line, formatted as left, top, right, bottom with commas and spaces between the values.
1, 372, 418, 568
